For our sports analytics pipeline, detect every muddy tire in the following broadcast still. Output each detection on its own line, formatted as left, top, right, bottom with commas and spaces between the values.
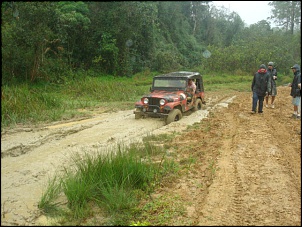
166, 109, 182, 124
134, 108, 143, 119
135, 113, 142, 119
194, 99, 202, 111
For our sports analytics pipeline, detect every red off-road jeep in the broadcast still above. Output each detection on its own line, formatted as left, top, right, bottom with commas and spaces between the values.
134, 71, 206, 124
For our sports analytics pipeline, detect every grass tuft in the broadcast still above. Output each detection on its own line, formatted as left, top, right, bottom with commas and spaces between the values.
38, 140, 177, 225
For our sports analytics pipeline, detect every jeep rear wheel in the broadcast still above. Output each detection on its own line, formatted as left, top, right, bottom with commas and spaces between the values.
166, 109, 182, 124
194, 99, 202, 111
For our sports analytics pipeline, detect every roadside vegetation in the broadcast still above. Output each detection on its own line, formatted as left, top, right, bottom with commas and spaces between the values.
38, 133, 180, 225
1, 70, 156, 129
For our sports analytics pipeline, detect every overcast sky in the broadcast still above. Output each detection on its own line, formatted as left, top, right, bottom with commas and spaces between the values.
211, 1, 276, 26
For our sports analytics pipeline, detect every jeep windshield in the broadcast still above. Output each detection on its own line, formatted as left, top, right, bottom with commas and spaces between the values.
152, 78, 187, 90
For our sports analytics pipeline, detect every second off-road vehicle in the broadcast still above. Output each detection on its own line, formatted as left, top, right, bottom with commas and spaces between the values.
134, 71, 205, 124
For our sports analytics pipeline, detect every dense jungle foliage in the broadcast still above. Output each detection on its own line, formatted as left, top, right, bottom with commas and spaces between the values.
1, 1, 301, 85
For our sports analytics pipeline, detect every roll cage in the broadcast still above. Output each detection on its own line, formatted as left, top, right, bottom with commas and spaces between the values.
151, 71, 204, 93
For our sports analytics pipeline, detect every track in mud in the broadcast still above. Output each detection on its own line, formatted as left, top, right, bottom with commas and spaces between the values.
197, 106, 301, 226
1, 92, 234, 226
142, 86, 301, 226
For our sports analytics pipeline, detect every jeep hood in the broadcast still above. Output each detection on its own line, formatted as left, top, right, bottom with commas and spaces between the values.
145, 90, 185, 101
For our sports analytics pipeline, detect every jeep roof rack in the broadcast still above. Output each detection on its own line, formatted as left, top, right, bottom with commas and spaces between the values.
154, 71, 202, 79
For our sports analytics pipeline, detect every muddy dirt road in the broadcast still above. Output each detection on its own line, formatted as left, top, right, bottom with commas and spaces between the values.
1, 86, 301, 226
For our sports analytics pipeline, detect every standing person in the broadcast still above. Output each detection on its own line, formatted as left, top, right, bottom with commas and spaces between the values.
251, 64, 271, 114
265, 62, 277, 108
288, 64, 301, 119
298, 82, 301, 134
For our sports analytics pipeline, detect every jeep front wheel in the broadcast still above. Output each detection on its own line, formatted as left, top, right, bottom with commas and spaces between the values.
135, 113, 142, 119
134, 108, 143, 119
166, 109, 182, 124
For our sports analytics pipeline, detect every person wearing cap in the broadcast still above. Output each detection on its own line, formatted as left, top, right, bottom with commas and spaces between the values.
265, 62, 278, 108
288, 64, 301, 119
251, 64, 271, 114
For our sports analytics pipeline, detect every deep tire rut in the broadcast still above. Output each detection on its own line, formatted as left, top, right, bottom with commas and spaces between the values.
196, 87, 300, 226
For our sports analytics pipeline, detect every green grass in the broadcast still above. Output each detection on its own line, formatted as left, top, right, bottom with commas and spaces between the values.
38, 141, 178, 225
1, 71, 155, 129
138, 194, 186, 225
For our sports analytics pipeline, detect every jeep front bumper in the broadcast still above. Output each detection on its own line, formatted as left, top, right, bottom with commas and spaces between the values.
134, 105, 171, 118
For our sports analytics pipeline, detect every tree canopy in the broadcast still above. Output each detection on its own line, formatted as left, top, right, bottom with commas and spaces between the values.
1, 1, 301, 85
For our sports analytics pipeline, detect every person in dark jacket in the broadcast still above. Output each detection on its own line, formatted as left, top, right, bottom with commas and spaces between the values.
288, 64, 301, 119
265, 62, 278, 108
251, 64, 271, 114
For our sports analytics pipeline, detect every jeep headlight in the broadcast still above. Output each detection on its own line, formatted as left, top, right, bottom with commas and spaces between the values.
143, 98, 149, 104
180, 93, 186, 100
159, 99, 166, 105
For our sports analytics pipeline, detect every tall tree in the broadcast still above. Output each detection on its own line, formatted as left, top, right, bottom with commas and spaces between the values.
88, 1, 158, 75
1, 2, 58, 83
55, 2, 91, 68
269, 1, 301, 34
203, 5, 244, 47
